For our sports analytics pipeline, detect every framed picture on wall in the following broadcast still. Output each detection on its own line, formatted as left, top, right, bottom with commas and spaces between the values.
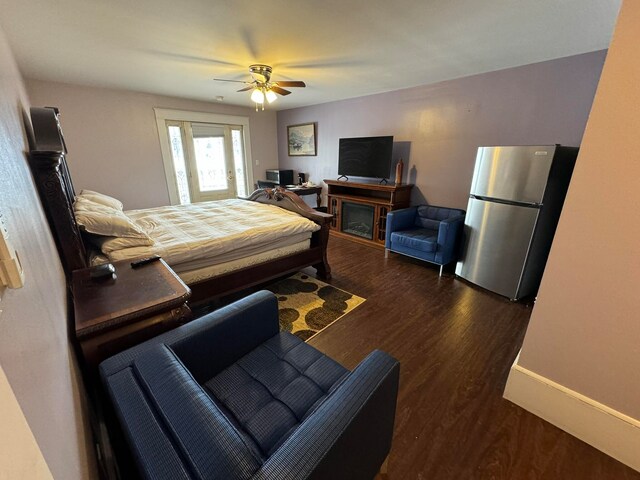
287, 123, 317, 156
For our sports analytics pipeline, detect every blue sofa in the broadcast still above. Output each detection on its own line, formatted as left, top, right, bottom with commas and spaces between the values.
100, 291, 400, 480
385, 205, 466, 275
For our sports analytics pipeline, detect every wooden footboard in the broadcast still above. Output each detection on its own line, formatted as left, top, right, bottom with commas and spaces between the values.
189, 187, 332, 303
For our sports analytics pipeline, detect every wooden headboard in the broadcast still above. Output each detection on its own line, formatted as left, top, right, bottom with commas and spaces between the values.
28, 107, 88, 276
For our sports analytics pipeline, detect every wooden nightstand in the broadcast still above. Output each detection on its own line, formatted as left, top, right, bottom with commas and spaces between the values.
72, 258, 192, 373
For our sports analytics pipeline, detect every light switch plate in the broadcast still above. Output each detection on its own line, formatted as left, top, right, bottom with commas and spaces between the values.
0, 212, 25, 289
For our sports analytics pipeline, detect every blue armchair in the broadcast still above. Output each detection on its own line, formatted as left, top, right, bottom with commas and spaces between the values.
100, 291, 400, 480
385, 205, 466, 275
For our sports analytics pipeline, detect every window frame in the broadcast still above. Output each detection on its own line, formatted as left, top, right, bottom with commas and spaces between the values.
154, 108, 254, 205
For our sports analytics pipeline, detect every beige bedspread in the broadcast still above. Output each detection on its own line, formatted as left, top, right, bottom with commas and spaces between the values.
105, 199, 320, 268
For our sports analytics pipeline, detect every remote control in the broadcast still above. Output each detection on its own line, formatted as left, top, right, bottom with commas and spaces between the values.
131, 255, 161, 268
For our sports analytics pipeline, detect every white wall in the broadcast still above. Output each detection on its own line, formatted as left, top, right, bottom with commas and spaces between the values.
27, 79, 280, 209
0, 366, 53, 479
504, 0, 640, 470
514, 0, 640, 421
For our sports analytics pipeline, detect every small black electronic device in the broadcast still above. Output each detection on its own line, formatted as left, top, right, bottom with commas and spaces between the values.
265, 169, 294, 185
131, 255, 161, 268
89, 263, 116, 280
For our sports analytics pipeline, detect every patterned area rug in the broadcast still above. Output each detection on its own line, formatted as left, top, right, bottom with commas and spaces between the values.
265, 272, 366, 341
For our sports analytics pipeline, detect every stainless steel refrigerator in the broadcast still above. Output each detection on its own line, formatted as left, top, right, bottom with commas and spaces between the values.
455, 145, 578, 300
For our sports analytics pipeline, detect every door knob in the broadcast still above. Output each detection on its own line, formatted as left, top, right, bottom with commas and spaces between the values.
227, 170, 233, 181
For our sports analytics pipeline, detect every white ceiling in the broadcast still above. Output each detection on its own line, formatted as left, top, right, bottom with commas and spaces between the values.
0, 0, 622, 110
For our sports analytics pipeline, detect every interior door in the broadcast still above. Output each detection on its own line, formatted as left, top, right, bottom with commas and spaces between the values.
187, 123, 237, 202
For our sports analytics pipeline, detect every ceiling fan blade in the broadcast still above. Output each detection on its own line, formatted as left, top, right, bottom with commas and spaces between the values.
275, 81, 306, 88
237, 86, 253, 92
214, 78, 250, 84
271, 86, 292, 96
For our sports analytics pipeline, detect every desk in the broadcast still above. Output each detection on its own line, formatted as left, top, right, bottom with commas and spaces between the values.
73, 258, 191, 373
284, 185, 323, 208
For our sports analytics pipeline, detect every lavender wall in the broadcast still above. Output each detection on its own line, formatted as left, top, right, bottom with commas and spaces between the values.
27, 80, 279, 210
277, 51, 607, 209
0, 27, 97, 478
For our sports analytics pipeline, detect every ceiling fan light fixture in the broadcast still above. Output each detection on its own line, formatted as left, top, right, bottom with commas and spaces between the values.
215, 65, 305, 111
250, 88, 265, 104
265, 89, 277, 104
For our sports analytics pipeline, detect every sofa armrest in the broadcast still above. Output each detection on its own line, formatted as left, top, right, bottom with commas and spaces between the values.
103, 344, 261, 480
252, 350, 400, 480
100, 290, 280, 383
385, 207, 417, 246
436, 214, 466, 264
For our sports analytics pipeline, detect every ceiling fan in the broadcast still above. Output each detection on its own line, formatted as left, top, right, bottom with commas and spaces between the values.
214, 64, 306, 110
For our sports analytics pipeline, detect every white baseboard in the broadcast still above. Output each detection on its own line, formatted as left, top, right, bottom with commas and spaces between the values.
504, 357, 640, 472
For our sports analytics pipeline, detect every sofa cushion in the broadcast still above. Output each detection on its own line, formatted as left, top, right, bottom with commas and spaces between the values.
205, 332, 348, 457
414, 205, 465, 230
390, 229, 438, 252
130, 344, 262, 479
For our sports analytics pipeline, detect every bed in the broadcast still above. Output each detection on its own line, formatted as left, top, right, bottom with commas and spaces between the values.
27, 107, 332, 304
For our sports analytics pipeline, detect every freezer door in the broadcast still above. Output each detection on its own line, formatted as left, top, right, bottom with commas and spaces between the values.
470, 146, 556, 204
455, 198, 539, 299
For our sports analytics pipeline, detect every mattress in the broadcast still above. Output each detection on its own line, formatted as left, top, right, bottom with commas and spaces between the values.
102, 198, 320, 273
178, 239, 310, 284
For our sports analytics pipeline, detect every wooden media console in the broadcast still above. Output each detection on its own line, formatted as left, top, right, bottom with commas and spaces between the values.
325, 180, 413, 248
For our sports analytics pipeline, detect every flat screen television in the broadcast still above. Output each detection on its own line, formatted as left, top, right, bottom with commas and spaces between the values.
338, 136, 393, 180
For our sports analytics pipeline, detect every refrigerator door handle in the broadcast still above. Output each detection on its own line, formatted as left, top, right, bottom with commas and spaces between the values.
469, 194, 542, 208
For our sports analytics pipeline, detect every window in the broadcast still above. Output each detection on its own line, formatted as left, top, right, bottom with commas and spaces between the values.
155, 109, 254, 205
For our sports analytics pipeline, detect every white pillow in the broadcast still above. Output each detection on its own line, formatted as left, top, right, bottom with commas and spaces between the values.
73, 196, 110, 212
93, 235, 155, 254
77, 189, 123, 211
73, 198, 150, 239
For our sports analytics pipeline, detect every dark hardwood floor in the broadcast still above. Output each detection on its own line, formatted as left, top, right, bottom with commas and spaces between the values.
300, 236, 638, 480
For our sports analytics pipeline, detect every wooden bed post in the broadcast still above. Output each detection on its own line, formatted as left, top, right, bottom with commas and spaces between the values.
28, 150, 88, 276
313, 223, 332, 280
